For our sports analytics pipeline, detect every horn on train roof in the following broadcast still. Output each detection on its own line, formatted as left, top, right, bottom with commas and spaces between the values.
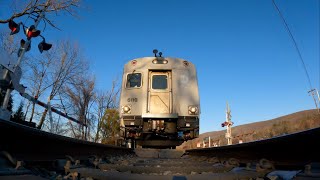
153, 49, 158, 57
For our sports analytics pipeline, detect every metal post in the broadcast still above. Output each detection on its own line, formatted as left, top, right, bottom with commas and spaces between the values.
47, 96, 54, 132
315, 89, 320, 113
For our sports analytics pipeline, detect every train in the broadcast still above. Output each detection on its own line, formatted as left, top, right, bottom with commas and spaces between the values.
119, 50, 200, 148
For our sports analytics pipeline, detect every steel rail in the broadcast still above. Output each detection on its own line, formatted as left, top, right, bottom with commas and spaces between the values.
0, 119, 133, 161
186, 127, 320, 168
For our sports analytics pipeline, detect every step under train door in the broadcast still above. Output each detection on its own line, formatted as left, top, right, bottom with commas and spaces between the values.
147, 71, 172, 114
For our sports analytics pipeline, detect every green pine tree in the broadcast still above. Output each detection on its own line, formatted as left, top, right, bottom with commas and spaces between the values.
0, 91, 13, 112
12, 101, 25, 122
101, 109, 120, 145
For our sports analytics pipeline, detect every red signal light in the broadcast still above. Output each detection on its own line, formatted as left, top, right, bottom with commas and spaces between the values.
26, 25, 40, 39
8, 20, 20, 35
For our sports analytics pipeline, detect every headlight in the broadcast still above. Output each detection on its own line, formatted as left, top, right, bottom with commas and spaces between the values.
122, 105, 131, 114
188, 106, 198, 115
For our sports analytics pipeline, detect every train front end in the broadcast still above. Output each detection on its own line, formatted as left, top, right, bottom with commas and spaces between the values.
119, 55, 200, 148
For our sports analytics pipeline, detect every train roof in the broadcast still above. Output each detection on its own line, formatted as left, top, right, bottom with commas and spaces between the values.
123, 57, 196, 71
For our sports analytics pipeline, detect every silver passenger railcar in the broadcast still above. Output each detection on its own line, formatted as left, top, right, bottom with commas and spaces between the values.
119, 50, 200, 148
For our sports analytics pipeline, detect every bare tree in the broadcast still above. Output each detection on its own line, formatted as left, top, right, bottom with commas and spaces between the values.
37, 40, 88, 130
23, 53, 52, 122
93, 91, 108, 142
0, 30, 19, 56
0, 0, 81, 30
94, 79, 120, 142
64, 75, 95, 140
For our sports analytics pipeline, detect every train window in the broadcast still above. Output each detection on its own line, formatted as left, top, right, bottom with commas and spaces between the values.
126, 73, 141, 88
152, 75, 167, 89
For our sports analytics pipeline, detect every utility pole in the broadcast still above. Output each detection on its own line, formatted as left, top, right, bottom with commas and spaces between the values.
308, 89, 320, 113
221, 102, 233, 145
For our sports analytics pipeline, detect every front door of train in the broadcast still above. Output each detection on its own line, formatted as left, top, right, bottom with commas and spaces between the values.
148, 71, 172, 114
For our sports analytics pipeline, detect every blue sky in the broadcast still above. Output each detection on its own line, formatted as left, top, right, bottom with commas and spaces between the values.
1, 0, 319, 133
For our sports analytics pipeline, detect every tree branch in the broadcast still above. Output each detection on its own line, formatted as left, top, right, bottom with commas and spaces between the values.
0, 0, 81, 30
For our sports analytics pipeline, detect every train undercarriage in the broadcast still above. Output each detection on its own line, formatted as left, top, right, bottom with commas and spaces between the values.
121, 116, 199, 148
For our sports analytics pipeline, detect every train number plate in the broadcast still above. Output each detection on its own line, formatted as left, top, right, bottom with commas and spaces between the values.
127, 98, 138, 102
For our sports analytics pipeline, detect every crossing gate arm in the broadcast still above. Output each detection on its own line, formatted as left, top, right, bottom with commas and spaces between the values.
20, 92, 87, 127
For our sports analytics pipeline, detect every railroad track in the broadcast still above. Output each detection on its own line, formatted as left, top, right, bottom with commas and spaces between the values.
0, 119, 132, 161
186, 126, 320, 168
1, 119, 320, 180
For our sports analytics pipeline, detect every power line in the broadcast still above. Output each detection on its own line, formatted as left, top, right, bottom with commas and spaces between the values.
272, 0, 313, 90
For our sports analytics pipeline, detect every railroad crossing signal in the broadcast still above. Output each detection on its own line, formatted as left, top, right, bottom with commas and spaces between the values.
1, 7, 52, 121
8, 21, 52, 54
222, 101, 233, 145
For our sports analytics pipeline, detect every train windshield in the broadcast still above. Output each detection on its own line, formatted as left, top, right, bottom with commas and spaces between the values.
126, 73, 141, 88
152, 75, 167, 89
